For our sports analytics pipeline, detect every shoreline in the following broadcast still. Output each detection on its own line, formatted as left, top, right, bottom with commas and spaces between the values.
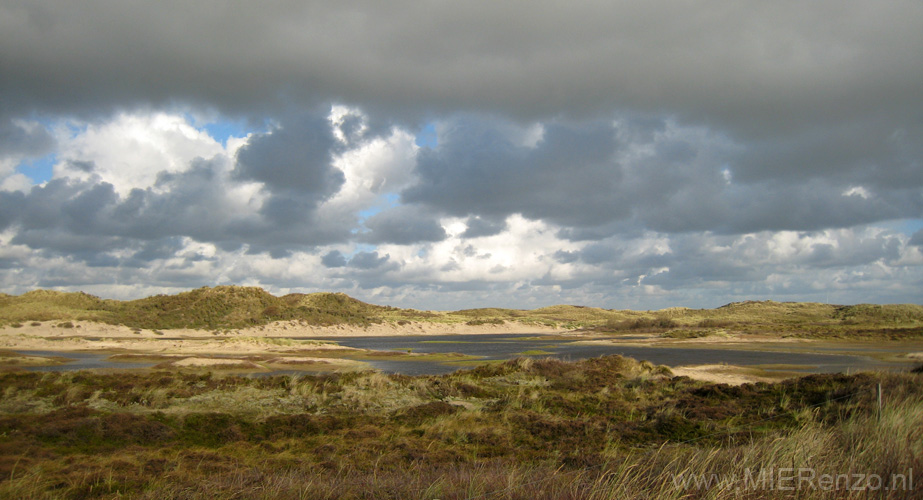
2, 320, 920, 386
0, 319, 566, 352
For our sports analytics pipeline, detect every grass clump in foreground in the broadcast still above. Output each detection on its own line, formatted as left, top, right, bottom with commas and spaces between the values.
0, 355, 920, 499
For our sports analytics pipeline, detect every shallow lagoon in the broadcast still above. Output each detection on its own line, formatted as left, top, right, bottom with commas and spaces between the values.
18, 333, 913, 376
313, 334, 907, 375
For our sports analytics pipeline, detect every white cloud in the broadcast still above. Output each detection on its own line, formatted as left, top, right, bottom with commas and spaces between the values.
326, 126, 417, 213
0, 171, 33, 192
54, 112, 225, 195
842, 185, 871, 199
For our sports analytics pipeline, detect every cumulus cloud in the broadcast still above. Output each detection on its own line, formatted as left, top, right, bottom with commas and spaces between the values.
234, 115, 343, 197
0, 118, 55, 160
321, 250, 348, 268
461, 216, 507, 238
0, 110, 398, 261
403, 117, 624, 227
403, 116, 923, 238
361, 206, 447, 245
348, 251, 391, 270
52, 113, 226, 195
911, 230, 923, 247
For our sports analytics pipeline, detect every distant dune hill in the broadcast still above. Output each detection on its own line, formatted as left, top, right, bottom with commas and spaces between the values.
0, 287, 921, 336
0, 286, 389, 330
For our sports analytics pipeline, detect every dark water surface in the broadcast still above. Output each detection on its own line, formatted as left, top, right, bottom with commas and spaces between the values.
19, 350, 157, 371
16, 334, 911, 376
318, 334, 907, 376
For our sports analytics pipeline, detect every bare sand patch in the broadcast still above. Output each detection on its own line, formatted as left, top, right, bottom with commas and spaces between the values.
267, 356, 340, 365
242, 320, 565, 338
157, 355, 367, 372
170, 357, 262, 368
671, 364, 789, 385
0, 320, 564, 357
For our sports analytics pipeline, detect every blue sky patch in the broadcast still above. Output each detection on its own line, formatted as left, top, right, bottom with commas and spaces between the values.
357, 193, 401, 222
884, 218, 923, 237
415, 123, 438, 149
203, 119, 251, 146
17, 153, 56, 184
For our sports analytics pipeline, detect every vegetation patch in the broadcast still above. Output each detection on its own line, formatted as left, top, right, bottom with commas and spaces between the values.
516, 349, 555, 356
603, 316, 678, 332
660, 328, 728, 339
2, 288, 921, 341
465, 318, 505, 326
0, 357, 919, 498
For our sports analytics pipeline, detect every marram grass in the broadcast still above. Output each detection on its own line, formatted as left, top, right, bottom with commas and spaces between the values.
2, 286, 922, 336
0, 356, 920, 499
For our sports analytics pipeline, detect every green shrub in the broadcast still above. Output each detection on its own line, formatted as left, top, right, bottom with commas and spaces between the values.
466, 318, 505, 326
604, 316, 678, 331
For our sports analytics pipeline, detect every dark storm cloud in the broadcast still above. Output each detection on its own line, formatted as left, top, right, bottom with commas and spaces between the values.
552, 250, 579, 264
0, 190, 24, 230
0, 154, 352, 261
8, 179, 123, 253
361, 206, 447, 245
728, 120, 923, 188
403, 117, 623, 227
637, 178, 922, 235
233, 116, 344, 196
461, 216, 507, 238
3, 2, 920, 129
0, 118, 55, 158
128, 238, 188, 265
2, 0, 921, 240
321, 250, 348, 268
911, 230, 923, 247
405, 116, 923, 236
348, 251, 390, 270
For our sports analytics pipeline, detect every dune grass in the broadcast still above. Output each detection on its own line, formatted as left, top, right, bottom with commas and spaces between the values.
2, 287, 923, 340
0, 355, 920, 498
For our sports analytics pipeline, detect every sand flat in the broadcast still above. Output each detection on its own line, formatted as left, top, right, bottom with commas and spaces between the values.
0, 319, 563, 355
670, 364, 791, 385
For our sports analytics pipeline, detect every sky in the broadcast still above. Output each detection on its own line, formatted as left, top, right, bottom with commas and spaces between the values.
1, 1, 922, 310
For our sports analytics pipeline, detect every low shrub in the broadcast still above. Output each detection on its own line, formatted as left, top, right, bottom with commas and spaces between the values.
604, 316, 678, 331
